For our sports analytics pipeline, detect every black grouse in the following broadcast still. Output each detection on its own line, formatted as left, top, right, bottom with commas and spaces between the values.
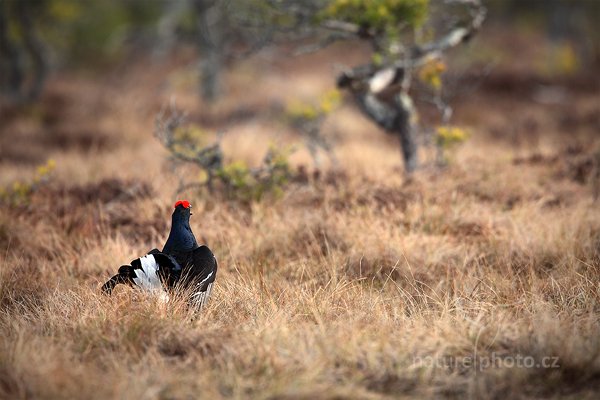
101, 200, 217, 308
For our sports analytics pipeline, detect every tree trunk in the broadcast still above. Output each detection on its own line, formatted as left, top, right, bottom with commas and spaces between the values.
154, 0, 189, 60
194, 0, 223, 102
0, 2, 24, 101
16, 0, 48, 102
0, 1, 48, 103
353, 91, 419, 173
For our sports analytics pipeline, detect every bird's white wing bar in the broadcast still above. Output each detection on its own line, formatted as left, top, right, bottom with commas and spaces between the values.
133, 255, 163, 291
198, 271, 214, 287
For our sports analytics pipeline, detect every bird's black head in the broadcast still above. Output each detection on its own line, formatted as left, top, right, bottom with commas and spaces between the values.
172, 200, 193, 225
163, 199, 198, 254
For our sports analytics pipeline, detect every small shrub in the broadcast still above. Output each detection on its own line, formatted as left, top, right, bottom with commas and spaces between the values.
0, 159, 56, 205
285, 89, 341, 166
155, 106, 295, 203
216, 145, 294, 203
435, 125, 469, 165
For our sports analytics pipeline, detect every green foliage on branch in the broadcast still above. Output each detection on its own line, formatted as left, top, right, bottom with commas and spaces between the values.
286, 89, 342, 124
418, 60, 446, 91
283, 89, 340, 167
321, 0, 429, 32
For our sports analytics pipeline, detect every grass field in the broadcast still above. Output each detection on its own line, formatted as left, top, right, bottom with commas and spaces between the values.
1, 30, 599, 399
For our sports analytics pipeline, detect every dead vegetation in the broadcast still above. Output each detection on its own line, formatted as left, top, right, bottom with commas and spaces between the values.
1, 34, 600, 400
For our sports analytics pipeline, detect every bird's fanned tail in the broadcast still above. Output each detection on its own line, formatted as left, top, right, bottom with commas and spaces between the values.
191, 282, 214, 308
101, 253, 181, 295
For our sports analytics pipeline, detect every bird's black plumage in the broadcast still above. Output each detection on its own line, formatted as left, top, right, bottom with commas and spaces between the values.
101, 200, 218, 308
181, 245, 218, 306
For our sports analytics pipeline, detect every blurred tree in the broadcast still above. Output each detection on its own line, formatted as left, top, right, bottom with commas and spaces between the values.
193, 0, 224, 102
0, 0, 48, 103
0, 0, 163, 104
269, 0, 485, 173
152, 0, 485, 172
488, 0, 600, 68
154, 0, 277, 102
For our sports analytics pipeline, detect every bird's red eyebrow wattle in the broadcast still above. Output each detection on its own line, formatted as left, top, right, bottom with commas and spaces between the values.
174, 200, 191, 209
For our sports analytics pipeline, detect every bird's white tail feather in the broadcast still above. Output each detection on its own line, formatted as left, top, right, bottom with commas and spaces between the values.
132, 255, 163, 291
191, 282, 213, 308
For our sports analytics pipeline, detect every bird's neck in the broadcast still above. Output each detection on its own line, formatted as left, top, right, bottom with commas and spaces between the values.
163, 219, 198, 253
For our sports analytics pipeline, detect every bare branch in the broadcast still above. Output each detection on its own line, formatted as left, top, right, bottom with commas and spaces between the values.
154, 103, 224, 175
320, 20, 361, 35
293, 32, 352, 56
413, 0, 486, 59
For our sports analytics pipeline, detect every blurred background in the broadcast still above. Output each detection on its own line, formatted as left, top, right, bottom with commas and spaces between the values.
0, 0, 598, 198
1, 4, 599, 398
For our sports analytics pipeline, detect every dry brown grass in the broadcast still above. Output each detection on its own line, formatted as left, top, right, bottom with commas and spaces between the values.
1, 38, 599, 399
